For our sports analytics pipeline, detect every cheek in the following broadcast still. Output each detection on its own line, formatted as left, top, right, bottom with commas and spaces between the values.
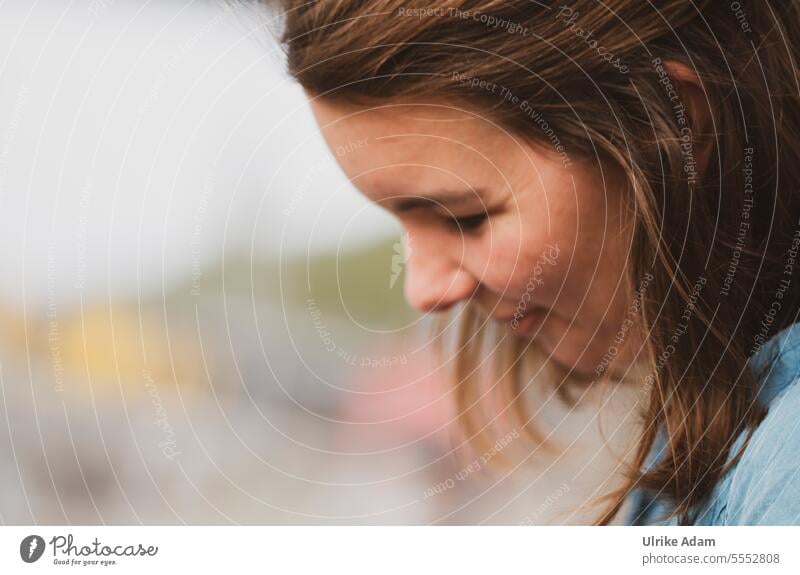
477, 225, 564, 298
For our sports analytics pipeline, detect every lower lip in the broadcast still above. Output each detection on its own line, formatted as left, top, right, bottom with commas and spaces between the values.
511, 309, 545, 334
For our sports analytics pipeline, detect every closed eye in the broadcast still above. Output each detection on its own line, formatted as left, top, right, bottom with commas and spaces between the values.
444, 212, 488, 232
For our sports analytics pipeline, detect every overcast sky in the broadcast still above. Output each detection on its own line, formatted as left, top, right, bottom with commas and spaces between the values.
0, 0, 397, 308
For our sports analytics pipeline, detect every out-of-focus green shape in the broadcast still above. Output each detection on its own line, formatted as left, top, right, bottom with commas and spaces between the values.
172, 237, 417, 330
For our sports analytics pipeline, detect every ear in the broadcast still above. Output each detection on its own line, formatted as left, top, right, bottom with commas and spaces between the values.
663, 61, 715, 180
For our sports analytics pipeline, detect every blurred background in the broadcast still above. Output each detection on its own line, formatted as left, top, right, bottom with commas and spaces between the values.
0, 0, 641, 524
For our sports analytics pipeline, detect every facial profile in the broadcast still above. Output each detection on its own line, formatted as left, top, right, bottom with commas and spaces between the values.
310, 98, 639, 376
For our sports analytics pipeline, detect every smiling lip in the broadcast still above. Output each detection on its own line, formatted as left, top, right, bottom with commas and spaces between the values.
509, 309, 545, 334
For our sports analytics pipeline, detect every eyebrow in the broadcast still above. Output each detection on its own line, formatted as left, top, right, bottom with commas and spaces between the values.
386, 189, 486, 212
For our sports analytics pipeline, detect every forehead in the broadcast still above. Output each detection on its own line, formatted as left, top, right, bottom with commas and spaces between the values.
309, 98, 532, 198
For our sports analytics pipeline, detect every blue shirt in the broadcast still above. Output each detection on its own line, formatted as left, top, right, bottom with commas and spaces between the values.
625, 322, 800, 525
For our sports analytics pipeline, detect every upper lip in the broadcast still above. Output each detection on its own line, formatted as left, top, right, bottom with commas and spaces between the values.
475, 296, 546, 321
492, 313, 517, 321
491, 308, 541, 322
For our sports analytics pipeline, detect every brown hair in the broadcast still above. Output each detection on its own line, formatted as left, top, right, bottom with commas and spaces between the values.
272, 0, 800, 524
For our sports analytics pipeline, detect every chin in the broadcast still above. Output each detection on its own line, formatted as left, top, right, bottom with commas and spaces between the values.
536, 326, 607, 379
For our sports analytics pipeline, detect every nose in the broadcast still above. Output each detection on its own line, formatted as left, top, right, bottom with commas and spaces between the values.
402, 235, 478, 313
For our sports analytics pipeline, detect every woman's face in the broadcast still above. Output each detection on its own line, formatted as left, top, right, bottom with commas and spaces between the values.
309, 99, 638, 376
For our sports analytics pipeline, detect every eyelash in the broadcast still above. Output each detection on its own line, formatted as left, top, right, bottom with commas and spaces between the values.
445, 212, 488, 232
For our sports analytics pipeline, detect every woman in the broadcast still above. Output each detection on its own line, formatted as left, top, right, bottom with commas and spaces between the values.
274, 0, 800, 525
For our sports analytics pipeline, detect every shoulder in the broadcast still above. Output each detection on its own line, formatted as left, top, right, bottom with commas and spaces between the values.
722, 343, 800, 525
643, 324, 800, 526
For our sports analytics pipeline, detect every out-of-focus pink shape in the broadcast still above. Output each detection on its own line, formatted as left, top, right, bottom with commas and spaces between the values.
338, 347, 456, 451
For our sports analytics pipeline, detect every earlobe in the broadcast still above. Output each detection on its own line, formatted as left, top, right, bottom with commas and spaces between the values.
662, 60, 715, 180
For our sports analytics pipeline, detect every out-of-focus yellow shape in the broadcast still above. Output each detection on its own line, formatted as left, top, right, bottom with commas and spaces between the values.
40, 303, 207, 400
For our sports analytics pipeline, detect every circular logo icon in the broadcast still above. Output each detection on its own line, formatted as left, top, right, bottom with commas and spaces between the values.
20, 535, 46, 563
